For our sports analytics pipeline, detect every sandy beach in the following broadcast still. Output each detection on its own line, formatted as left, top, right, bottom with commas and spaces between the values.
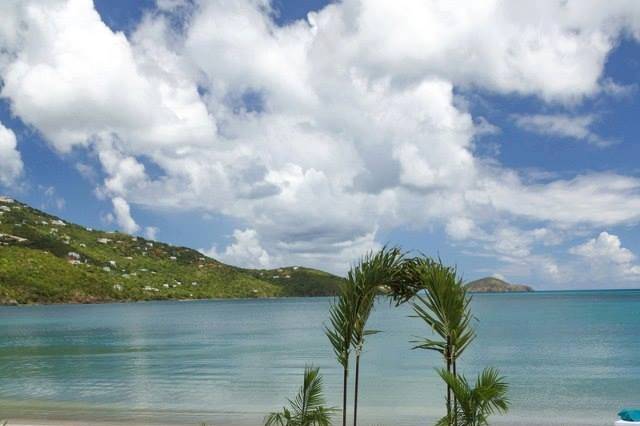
4, 421, 189, 426
4, 421, 208, 426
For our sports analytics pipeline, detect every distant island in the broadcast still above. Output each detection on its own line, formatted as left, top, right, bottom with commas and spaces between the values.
465, 277, 534, 293
0, 197, 343, 305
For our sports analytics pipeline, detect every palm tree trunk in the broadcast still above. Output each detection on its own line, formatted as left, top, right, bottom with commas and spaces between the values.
446, 336, 452, 426
452, 358, 457, 425
342, 366, 348, 426
353, 353, 360, 426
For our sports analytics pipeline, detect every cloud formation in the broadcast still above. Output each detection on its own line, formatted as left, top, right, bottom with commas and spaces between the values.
202, 228, 272, 269
569, 232, 640, 283
0, 121, 23, 186
513, 114, 612, 146
1, 0, 640, 279
111, 196, 140, 234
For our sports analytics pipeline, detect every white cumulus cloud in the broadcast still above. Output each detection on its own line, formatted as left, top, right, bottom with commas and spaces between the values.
202, 228, 272, 269
569, 232, 640, 284
111, 196, 140, 234
0, 121, 23, 186
144, 226, 158, 240
570, 232, 636, 264
1, 0, 640, 277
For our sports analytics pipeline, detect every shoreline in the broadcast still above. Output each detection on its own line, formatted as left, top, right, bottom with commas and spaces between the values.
0, 294, 334, 308
3, 421, 200, 426
1, 415, 614, 426
4, 287, 640, 307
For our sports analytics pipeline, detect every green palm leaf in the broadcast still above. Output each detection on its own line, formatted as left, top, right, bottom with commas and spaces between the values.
325, 281, 356, 368
326, 246, 405, 426
265, 366, 336, 426
410, 260, 476, 360
437, 367, 510, 426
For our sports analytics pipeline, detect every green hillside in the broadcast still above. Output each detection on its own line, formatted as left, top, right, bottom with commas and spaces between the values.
0, 197, 343, 305
465, 276, 534, 293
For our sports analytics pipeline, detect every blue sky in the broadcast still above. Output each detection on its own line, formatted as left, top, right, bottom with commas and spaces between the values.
2, 0, 640, 289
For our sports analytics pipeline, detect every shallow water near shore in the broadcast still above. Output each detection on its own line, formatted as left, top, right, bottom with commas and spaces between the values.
1, 290, 639, 426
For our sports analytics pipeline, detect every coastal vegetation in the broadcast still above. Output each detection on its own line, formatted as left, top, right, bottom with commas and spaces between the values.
437, 367, 509, 426
0, 198, 343, 304
403, 259, 510, 425
325, 247, 404, 426
325, 280, 354, 426
410, 260, 476, 424
349, 247, 404, 426
274, 249, 510, 426
265, 366, 335, 426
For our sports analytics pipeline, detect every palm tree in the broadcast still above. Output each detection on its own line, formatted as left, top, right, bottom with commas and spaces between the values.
436, 367, 510, 426
326, 246, 404, 426
410, 258, 475, 424
326, 281, 356, 426
265, 366, 336, 426
349, 247, 404, 426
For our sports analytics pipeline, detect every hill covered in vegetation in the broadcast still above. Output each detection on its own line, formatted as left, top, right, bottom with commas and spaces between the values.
0, 197, 343, 305
466, 277, 534, 293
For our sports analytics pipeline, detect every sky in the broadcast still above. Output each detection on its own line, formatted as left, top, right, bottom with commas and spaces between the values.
1, 1, 640, 289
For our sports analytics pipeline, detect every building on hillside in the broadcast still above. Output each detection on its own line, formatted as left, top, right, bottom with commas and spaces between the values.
0, 233, 28, 244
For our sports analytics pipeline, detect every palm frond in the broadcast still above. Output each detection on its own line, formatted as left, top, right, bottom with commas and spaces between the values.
325, 282, 355, 368
265, 366, 336, 426
265, 409, 291, 426
349, 246, 405, 351
386, 255, 434, 304
289, 367, 326, 416
437, 367, 510, 426
473, 367, 510, 416
409, 259, 476, 360
410, 337, 446, 353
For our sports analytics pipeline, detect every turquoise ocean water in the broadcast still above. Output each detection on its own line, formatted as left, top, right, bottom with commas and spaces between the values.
0, 291, 639, 425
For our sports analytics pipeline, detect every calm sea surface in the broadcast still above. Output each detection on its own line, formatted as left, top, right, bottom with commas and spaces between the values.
0, 291, 639, 425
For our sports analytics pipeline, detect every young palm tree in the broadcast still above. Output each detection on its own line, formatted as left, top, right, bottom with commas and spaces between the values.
436, 367, 510, 426
410, 258, 475, 424
349, 266, 376, 426
326, 246, 405, 426
326, 281, 356, 426
265, 366, 336, 426
349, 247, 404, 426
